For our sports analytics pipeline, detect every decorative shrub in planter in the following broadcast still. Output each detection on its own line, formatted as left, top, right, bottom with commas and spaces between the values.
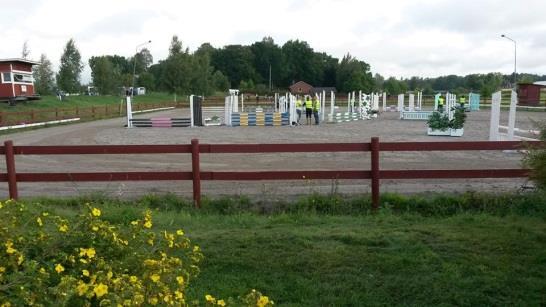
426, 106, 467, 137
426, 112, 450, 136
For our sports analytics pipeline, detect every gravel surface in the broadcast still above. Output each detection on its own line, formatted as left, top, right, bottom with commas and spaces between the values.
0, 107, 543, 200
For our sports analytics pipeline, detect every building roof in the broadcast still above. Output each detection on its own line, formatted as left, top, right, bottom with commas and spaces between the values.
0, 58, 40, 65
533, 81, 546, 86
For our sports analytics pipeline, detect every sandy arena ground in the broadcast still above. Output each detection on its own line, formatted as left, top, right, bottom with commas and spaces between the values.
0, 107, 544, 200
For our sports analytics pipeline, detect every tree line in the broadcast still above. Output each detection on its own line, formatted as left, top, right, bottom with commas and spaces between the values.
31, 36, 545, 97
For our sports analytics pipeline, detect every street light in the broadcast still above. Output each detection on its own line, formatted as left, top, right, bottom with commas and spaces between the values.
501, 34, 517, 88
131, 40, 151, 98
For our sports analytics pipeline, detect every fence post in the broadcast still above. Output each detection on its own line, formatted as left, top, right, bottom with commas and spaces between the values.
371, 137, 380, 210
92, 106, 96, 119
4, 140, 18, 200
191, 139, 201, 208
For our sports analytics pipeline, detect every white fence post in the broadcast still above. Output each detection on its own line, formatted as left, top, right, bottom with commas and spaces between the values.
126, 96, 133, 128
508, 90, 517, 141
489, 91, 502, 141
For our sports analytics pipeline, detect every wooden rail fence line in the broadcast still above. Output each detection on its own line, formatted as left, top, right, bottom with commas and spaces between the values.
1, 139, 542, 209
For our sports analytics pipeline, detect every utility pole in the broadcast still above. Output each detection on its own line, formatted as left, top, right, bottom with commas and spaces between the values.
501, 34, 517, 88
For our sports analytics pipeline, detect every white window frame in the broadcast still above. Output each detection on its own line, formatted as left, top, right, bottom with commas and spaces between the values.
1, 72, 12, 84
12, 72, 34, 84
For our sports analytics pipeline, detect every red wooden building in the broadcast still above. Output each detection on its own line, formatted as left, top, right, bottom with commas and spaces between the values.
0, 58, 41, 104
289, 81, 314, 95
517, 83, 546, 106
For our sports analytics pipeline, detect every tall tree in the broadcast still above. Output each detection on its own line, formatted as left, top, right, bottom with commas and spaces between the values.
56, 39, 83, 93
281, 40, 316, 85
22, 41, 30, 59
336, 54, 374, 92
34, 54, 55, 95
212, 45, 256, 88
250, 37, 283, 88
169, 35, 184, 57
89, 56, 117, 95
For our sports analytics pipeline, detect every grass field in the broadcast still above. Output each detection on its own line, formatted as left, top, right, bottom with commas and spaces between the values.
30, 192, 546, 306
0, 92, 178, 112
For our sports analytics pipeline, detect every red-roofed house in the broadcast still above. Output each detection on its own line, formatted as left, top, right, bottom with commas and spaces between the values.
0, 58, 41, 104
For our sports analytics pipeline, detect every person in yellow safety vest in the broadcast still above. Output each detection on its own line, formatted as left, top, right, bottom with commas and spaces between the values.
304, 96, 313, 125
438, 96, 445, 112
295, 97, 303, 125
312, 95, 320, 125
459, 96, 466, 108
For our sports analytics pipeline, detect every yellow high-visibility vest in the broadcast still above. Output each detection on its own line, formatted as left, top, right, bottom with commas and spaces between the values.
296, 100, 302, 108
459, 97, 466, 103
313, 99, 321, 111
439, 98, 445, 105
305, 99, 313, 109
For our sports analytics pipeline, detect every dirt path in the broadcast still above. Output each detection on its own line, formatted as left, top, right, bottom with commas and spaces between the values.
0, 108, 543, 200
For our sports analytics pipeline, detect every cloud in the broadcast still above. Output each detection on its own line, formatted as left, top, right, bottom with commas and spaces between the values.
1, 0, 545, 83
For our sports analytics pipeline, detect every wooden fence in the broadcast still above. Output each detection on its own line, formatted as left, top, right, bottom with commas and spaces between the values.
1, 138, 542, 208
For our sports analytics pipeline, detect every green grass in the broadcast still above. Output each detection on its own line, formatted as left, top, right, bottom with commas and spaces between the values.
0, 92, 180, 112
25, 192, 546, 306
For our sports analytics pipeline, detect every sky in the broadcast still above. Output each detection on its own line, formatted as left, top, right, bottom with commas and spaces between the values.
1, 0, 545, 84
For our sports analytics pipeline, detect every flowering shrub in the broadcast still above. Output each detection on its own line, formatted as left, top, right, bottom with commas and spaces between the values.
0, 200, 273, 306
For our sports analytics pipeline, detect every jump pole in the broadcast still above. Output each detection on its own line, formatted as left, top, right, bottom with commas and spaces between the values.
126, 96, 133, 128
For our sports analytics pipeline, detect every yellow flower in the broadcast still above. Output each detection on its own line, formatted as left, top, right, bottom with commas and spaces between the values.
1, 302, 12, 307
193, 245, 200, 252
257, 296, 270, 307
129, 275, 138, 283
150, 274, 160, 283
77, 281, 89, 296
58, 224, 68, 232
218, 299, 226, 306
42, 212, 49, 216
205, 294, 215, 303
82, 269, 90, 277
93, 283, 108, 298
147, 239, 154, 246
174, 290, 184, 300
17, 254, 24, 265
176, 276, 184, 285
143, 220, 152, 229
107, 271, 113, 279
0, 267, 6, 274
36, 217, 43, 226
176, 229, 184, 236
163, 295, 173, 303
80, 247, 96, 259
91, 208, 101, 217
5, 241, 16, 254
131, 220, 139, 226
79, 258, 88, 264
55, 264, 65, 273
91, 226, 99, 232
149, 297, 158, 305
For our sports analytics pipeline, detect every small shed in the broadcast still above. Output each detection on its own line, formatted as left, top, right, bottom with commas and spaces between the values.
517, 83, 546, 106
0, 58, 40, 104
289, 81, 313, 95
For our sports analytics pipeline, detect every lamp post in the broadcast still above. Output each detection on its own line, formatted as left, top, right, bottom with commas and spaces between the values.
501, 34, 516, 88
131, 40, 151, 98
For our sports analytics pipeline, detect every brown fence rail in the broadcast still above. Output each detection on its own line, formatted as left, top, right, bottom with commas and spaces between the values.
1, 139, 543, 208
0, 101, 186, 127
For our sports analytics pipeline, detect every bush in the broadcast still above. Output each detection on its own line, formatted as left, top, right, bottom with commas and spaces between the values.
427, 112, 450, 131
0, 200, 273, 306
523, 121, 546, 190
